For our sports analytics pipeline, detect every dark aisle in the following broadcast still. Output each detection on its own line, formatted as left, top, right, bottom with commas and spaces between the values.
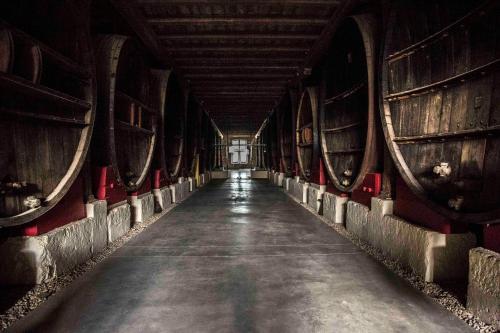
8, 176, 473, 333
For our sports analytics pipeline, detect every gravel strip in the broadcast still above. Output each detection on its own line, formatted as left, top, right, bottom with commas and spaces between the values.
0, 204, 176, 331
284, 190, 498, 333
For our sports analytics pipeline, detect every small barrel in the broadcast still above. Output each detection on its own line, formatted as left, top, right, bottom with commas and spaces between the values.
150, 70, 185, 181
381, 0, 500, 221
320, 15, 378, 191
185, 93, 201, 176
278, 90, 295, 174
296, 87, 319, 181
0, 0, 96, 226
93, 35, 157, 192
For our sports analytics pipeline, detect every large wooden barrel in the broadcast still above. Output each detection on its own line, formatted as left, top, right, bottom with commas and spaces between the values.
278, 91, 295, 174
184, 93, 201, 176
381, 0, 500, 221
296, 87, 319, 181
94, 35, 156, 193
150, 70, 184, 181
199, 111, 212, 174
0, 0, 95, 226
320, 15, 378, 191
268, 111, 280, 171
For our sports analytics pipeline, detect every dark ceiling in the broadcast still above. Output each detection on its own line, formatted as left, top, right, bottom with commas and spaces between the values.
112, 0, 351, 136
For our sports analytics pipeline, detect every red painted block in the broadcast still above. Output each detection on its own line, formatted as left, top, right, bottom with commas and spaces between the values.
351, 173, 381, 207
93, 166, 127, 205
394, 176, 467, 234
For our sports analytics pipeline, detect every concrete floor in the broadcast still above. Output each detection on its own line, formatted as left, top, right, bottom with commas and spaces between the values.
8, 172, 473, 332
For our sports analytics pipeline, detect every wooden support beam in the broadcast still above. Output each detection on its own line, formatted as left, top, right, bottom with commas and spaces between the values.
180, 65, 297, 70
166, 46, 309, 53
148, 18, 329, 25
138, 0, 340, 5
158, 34, 318, 40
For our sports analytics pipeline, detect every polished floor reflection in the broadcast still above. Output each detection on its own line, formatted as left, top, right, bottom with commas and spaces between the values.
8, 175, 473, 332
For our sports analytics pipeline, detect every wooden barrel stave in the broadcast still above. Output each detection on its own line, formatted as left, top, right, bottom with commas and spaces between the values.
381, 0, 500, 220
0, 0, 95, 226
278, 92, 294, 174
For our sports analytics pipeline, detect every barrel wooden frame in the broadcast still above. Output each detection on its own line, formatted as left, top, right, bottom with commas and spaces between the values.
380, 0, 500, 221
94, 35, 156, 193
320, 15, 378, 192
184, 93, 201, 176
268, 111, 280, 171
0, 1, 96, 227
296, 87, 319, 181
150, 70, 184, 181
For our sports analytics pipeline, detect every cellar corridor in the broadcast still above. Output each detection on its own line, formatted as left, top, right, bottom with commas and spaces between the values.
6, 175, 472, 333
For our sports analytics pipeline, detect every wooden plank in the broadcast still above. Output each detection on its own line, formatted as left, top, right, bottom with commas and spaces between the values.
322, 122, 361, 133
115, 120, 154, 136
0, 72, 91, 110
394, 125, 500, 144
1, 108, 88, 126
385, 59, 500, 100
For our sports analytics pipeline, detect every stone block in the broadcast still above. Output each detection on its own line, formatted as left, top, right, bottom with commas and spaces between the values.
366, 197, 393, 250
86, 200, 108, 254
0, 236, 53, 285
379, 215, 475, 282
346, 201, 370, 240
323, 192, 349, 224
107, 203, 131, 243
170, 180, 190, 203
250, 170, 268, 179
0, 210, 111, 285
307, 183, 323, 213
211, 170, 229, 179
288, 179, 304, 203
467, 247, 500, 330
153, 186, 173, 212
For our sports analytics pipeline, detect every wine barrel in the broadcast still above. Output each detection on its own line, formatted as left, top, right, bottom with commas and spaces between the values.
268, 111, 280, 171
0, 0, 96, 226
320, 15, 378, 191
278, 91, 295, 174
296, 87, 319, 181
150, 70, 184, 181
199, 111, 212, 174
185, 93, 201, 176
381, 0, 500, 221
94, 35, 156, 192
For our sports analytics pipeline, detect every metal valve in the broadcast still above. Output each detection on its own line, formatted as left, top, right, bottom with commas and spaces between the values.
433, 162, 452, 177
448, 195, 464, 211
24, 196, 41, 209
341, 178, 351, 187
343, 169, 353, 177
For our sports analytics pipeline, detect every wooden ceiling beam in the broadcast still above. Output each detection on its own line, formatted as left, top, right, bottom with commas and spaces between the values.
166, 46, 308, 53
148, 18, 329, 25
158, 34, 318, 40
175, 57, 303, 63
137, 0, 340, 5
180, 65, 297, 70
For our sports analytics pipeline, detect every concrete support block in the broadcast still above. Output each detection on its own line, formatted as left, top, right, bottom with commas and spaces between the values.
366, 198, 394, 249
188, 177, 194, 192
284, 177, 292, 191
0, 206, 110, 285
250, 170, 268, 179
278, 172, 285, 187
379, 215, 475, 282
129, 193, 153, 225
153, 186, 173, 212
211, 170, 229, 179
467, 247, 500, 330
85, 200, 108, 254
107, 203, 131, 243
306, 183, 324, 214
0, 236, 54, 285
170, 180, 190, 203
346, 201, 370, 240
200, 173, 206, 186
288, 178, 304, 203
302, 182, 309, 204
273, 172, 280, 186
323, 192, 349, 224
